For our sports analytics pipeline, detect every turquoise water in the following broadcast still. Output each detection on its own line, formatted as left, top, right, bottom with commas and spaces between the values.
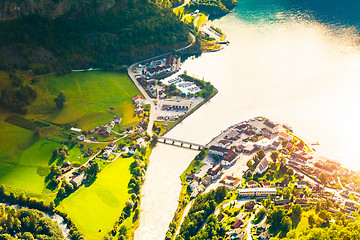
136, 2, 360, 239
169, 0, 360, 169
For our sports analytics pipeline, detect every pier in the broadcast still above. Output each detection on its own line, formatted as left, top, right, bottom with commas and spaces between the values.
158, 136, 207, 150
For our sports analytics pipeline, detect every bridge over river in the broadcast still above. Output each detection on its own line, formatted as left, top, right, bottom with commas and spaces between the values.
158, 136, 207, 150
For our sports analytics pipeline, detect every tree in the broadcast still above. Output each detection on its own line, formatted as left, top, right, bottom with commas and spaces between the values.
319, 172, 328, 186
270, 162, 277, 171
246, 159, 254, 170
267, 207, 285, 227
286, 168, 294, 176
257, 149, 265, 160
150, 134, 158, 148
291, 204, 302, 218
54, 92, 66, 110
281, 216, 292, 233
315, 201, 322, 213
308, 214, 315, 227
270, 151, 279, 162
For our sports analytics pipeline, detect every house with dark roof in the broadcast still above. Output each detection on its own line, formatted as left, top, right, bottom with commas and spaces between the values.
209, 145, 230, 157
207, 164, 223, 180
245, 201, 256, 211
218, 139, 231, 148
202, 176, 212, 186
221, 150, 238, 167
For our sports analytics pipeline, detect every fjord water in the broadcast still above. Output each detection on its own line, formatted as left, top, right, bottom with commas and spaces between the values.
135, 0, 360, 239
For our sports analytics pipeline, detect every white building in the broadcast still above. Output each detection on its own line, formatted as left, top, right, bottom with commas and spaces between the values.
254, 138, 272, 150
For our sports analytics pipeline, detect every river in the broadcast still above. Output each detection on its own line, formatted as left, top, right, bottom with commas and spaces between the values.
135, 0, 360, 239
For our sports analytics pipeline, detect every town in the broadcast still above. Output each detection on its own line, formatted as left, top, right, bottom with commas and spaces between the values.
166, 117, 360, 240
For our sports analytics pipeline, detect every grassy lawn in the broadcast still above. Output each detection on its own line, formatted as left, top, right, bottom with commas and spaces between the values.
28, 71, 142, 130
0, 70, 141, 199
197, 13, 207, 27
59, 156, 134, 240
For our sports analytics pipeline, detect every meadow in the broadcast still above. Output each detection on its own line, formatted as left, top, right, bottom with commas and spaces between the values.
0, 70, 141, 197
59, 156, 134, 240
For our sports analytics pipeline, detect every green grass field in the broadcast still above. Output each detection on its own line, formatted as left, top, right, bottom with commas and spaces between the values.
0, 70, 142, 198
60, 156, 134, 240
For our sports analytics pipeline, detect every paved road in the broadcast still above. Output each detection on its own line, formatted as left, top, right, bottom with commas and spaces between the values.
127, 33, 196, 137
173, 0, 190, 11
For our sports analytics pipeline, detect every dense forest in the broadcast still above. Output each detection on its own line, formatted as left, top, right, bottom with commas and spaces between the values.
0, 0, 192, 72
0, 205, 64, 239
188, 0, 237, 15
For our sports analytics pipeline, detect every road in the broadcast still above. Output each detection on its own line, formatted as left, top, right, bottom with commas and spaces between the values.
127, 33, 196, 137
172, 0, 190, 11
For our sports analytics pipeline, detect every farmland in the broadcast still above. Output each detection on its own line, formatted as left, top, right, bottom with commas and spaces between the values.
0, 70, 142, 199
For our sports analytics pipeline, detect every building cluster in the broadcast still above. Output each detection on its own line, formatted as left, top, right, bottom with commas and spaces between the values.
135, 53, 181, 79
161, 76, 201, 95
133, 95, 144, 115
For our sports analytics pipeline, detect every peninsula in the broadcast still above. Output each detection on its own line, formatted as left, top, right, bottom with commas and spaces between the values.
166, 117, 360, 240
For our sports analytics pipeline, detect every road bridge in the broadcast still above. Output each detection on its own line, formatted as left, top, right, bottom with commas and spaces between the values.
158, 136, 207, 150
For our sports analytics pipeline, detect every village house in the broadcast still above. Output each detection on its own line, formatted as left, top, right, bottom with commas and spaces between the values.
107, 142, 118, 151
114, 116, 122, 124
70, 173, 85, 188
235, 212, 247, 222
136, 138, 146, 148
264, 120, 280, 134
243, 144, 257, 154
231, 220, 243, 229
221, 150, 238, 168
103, 149, 112, 159
133, 95, 143, 105
129, 146, 137, 155
254, 158, 269, 175
202, 176, 212, 186
225, 129, 240, 140
207, 164, 223, 180
245, 201, 256, 211
262, 182, 271, 188
61, 161, 72, 174
238, 188, 277, 197
278, 131, 293, 141
328, 176, 336, 185
219, 176, 241, 188
295, 181, 308, 189
84, 149, 93, 157
188, 180, 198, 191
271, 141, 282, 151
218, 139, 232, 148
77, 135, 85, 141
209, 145, 229, 157
246, 180, 258, 188
254, 138, 272, 150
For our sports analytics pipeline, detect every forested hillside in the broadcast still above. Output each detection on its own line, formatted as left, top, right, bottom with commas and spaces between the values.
0, 0, 192, 73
